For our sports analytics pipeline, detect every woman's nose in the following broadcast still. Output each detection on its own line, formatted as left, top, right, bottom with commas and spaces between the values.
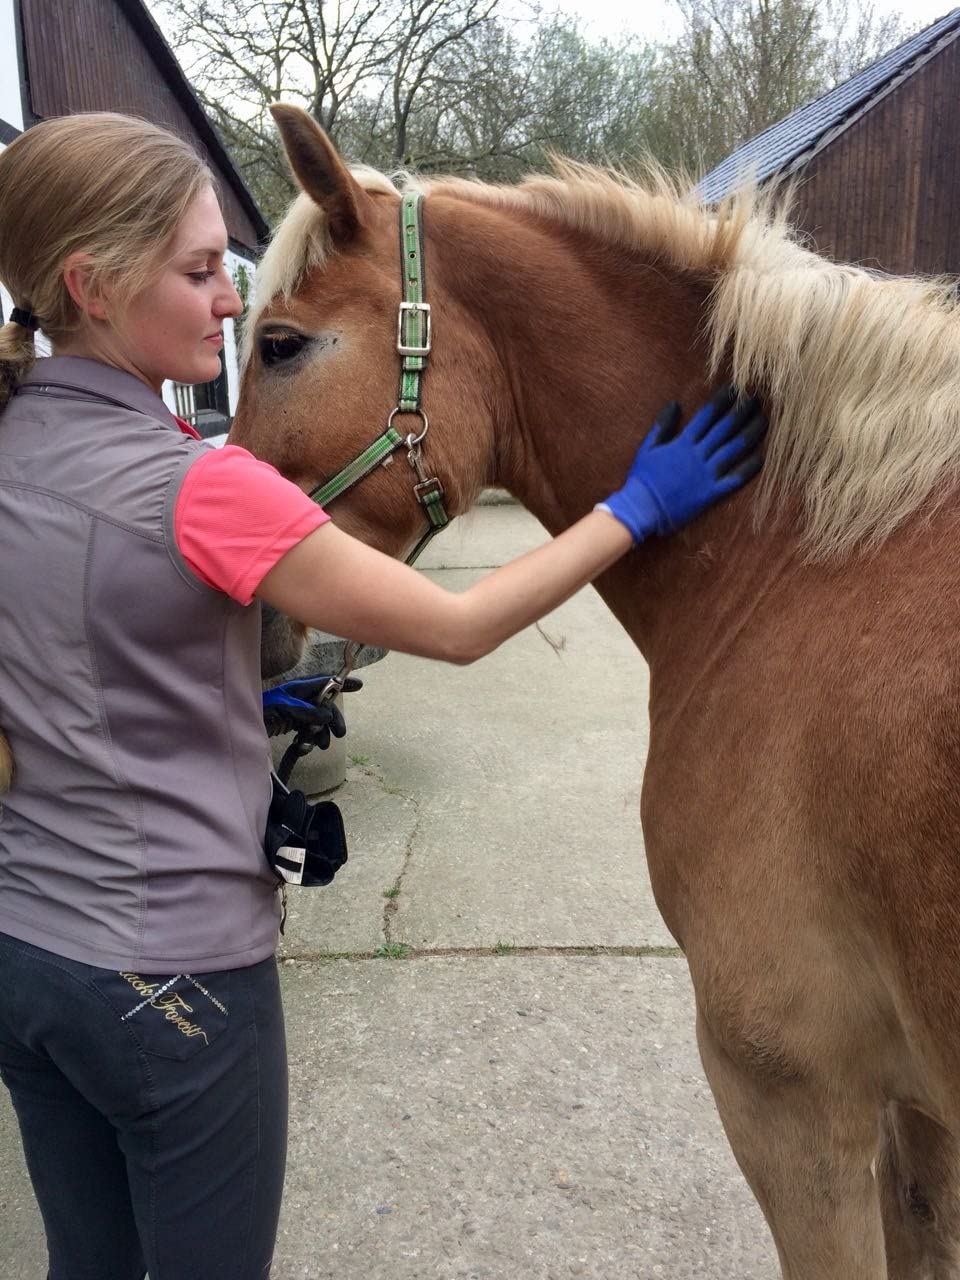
216, 280, 244, 319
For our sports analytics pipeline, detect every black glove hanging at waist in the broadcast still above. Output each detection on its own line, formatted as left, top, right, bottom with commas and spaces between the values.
264, 772, 348, 887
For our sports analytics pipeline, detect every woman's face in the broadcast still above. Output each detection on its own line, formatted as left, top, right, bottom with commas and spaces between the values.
111, 185, 243, 392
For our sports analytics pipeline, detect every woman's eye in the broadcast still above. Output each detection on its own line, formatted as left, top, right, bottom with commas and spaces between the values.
259, 331, 308, 366
188, 270, 214, 284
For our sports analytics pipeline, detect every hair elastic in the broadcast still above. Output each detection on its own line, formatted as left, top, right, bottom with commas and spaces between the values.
9, 307, 39, 332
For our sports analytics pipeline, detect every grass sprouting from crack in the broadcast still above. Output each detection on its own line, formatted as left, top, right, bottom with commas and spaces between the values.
375, 942, 412, 959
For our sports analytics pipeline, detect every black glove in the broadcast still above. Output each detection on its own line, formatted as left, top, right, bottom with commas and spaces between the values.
261, 675, 362, 749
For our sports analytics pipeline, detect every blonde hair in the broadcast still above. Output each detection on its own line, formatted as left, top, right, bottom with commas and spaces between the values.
0, 112, 212, 410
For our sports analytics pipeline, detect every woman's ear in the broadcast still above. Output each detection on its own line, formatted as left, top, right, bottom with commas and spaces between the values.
62, 251, 109, 321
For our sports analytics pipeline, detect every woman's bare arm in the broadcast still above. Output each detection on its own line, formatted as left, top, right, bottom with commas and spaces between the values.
256, 511, 631, 665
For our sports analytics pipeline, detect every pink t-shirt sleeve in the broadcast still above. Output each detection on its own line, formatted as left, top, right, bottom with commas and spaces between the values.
174, 445, 330, 604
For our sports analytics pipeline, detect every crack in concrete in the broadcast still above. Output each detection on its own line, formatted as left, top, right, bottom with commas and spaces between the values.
279, 944, 683, 964
382, 801, 423, 945
346, 757, 424, 945
307, 761, 677, 968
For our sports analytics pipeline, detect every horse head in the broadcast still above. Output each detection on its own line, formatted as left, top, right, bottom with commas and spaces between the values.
231, 107, 506, 673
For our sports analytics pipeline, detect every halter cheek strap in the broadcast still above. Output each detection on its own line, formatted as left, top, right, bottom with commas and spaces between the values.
308, 192, 449, 557
306, 192, 452, 703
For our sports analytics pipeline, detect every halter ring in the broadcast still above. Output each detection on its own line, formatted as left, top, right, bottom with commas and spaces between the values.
387, 406, 430, 447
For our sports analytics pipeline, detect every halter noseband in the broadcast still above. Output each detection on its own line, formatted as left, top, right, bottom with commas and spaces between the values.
308, 191, 451, 701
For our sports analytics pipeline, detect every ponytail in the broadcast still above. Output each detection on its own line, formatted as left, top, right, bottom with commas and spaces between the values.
0, 730, 11, 792
0, 310, 38, 412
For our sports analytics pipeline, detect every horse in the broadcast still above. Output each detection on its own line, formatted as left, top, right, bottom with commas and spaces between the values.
230, 102, 960, 1279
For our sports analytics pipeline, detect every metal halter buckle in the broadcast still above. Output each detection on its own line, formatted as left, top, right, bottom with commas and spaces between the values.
414, 476, 445, 505
397, 301, 432, 356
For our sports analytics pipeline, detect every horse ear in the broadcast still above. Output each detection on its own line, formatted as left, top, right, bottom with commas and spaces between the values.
269, 103, 373, 243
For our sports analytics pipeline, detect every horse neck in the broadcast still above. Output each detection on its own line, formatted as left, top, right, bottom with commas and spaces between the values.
430, 197, 768, 664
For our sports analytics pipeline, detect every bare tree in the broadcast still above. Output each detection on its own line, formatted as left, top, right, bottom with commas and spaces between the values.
650, 0, 912, 174
391, 17, 658, 179
823, 0, 909, 84
158, 0, 503, 217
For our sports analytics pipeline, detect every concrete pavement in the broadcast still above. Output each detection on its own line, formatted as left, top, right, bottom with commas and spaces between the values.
0, 503, 778, 1278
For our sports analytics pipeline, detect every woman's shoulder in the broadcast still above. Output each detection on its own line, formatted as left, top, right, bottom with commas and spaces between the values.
10, 356, 193, 446
0, 385, 206, 535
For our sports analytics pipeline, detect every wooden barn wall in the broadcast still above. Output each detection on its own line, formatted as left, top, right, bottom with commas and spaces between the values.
792, 36, 960, 276
20, 0, 259, 250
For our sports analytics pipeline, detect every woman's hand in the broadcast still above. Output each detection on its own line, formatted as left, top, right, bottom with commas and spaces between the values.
261, 675, 362, 743
598, 387, 767, 543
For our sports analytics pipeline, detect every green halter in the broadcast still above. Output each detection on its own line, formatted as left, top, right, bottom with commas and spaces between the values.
309, 192, 450, 563
309, 192, 451, 700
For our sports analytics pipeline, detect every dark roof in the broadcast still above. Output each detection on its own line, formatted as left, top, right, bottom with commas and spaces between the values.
698, 7, 960, 202
118, 0, 270, 244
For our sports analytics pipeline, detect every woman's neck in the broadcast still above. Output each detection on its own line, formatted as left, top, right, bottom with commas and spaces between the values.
53, 333, 161, 395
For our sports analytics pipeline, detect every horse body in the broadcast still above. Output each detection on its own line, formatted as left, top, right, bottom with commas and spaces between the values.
641, 508, 960, 1275
232, 105, 960, 1276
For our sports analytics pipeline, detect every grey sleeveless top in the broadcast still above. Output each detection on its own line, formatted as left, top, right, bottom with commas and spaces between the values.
0, 357, 280, 971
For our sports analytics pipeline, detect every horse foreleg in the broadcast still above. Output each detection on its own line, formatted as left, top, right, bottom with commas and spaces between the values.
878, 1102, 960, 1278
696, 1009, 887, 1280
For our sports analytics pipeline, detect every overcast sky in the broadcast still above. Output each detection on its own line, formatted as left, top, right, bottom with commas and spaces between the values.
558, 0, 953, 42
152, 0, 955, 46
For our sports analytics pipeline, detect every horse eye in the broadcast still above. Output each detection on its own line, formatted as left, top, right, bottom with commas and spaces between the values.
259, 331, 308, 367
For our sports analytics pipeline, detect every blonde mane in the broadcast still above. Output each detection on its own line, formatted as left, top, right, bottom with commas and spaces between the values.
251, 159, 960, 556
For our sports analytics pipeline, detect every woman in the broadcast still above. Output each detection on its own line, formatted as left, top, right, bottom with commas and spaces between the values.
0, 113, 765, 1280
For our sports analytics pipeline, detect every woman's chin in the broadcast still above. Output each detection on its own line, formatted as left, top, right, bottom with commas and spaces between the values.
199, 354, 224, 382
171, 354, 222, 387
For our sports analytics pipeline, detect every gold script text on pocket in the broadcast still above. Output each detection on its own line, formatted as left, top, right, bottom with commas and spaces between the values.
119, 973, 210, 1043
119, 972, 160, 999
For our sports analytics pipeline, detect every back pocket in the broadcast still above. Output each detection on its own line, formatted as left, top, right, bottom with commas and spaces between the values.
92, 969, 230, 1061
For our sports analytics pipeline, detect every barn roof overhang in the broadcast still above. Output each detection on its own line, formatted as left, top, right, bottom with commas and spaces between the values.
116, 0, 270, 246
698, 7, 960, 202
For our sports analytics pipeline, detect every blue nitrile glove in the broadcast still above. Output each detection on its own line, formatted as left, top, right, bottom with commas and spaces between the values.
262, 675, 363, 748
597, 386, 767, 543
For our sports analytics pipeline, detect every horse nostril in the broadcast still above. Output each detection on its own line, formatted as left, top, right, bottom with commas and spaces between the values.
905, 1180, 936, 1223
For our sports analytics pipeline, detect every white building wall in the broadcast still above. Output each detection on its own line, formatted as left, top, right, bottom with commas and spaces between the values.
223, 245, 256, 414
1, 0, 22, 323
0, 0, 24, 133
